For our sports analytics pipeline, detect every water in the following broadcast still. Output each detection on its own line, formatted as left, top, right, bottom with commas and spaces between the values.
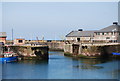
1, 51, 120, 79
0, 63, 2, 80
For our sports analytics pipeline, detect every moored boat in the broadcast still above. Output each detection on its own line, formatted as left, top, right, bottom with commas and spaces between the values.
0, 52, 18, 63
112, 52, 120, 59
112, 52, 120, 55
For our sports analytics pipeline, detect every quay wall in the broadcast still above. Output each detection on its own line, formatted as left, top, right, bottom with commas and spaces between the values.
6, 40, 65, 51
64, 44, 120, 58
7, 45, 49, 60
47, 42, 64, 51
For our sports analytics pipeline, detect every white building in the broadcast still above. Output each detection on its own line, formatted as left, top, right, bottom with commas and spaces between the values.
66, 22, 120, 43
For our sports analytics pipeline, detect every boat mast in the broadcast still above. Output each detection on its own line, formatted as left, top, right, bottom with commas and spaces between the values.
12, 28, 13, 45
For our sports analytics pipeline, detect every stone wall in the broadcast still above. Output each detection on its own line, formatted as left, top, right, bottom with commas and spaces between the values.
64, 44, 72, 53
64, 44, 120, 58
8, 46, 49, 60
47, 42, 64, 51
103, 45, 120, 55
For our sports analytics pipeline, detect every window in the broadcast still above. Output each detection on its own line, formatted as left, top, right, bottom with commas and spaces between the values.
77, 38, 80, 42
111, 32, 113, 35
102, 33, 104, 35
106, 37, 110, 39
18, 40, 23, 43
96, 33, 100, 35
106, 32, 109, 35
115, 40, 117, 42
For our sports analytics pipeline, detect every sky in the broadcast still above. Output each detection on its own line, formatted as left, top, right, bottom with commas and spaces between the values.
1, 0, 120, 2
0, 2, 118, 40
118, 1, 120, 23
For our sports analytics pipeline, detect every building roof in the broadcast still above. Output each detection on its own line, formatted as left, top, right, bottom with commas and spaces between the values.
15, 38, 25, 40
0, 32, 7, 37
95, 23, 120, 32
66, 22, 120, 37
66, 31, 95, 37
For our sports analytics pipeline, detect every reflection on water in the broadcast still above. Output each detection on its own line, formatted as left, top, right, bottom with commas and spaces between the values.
17, 60, 48, 64
72, 58, 113, 65
2, 51, 120, 79
49, 51, 64, 55
0, 63, 2, 80
2, 60, 49, 79
72, 58, 113, 70
73, 65, 103, 70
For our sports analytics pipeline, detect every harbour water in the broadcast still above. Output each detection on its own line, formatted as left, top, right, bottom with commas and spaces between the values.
0, 63, 2, 80
1, 51, 120, 79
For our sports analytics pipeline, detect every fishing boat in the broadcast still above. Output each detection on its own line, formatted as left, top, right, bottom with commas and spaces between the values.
0, 44, 18, 63
112, 52, 120, 59
0, 52, 18, 63
0, 29, 18, 63
112, 52, 120, 55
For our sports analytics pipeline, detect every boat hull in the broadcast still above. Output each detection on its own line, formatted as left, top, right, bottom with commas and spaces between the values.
0, 56, 18, 63
112, 52, 120, 55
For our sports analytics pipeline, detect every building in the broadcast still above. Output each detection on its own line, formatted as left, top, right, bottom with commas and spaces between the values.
14, 38, 25, 45
66, 30, 95, 43
64, 22, 120, 56
94, 22, 120, 43
66, 22, 120, 43
0, 32, 7, 44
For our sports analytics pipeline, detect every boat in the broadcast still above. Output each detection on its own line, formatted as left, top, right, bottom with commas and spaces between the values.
0, 52, 18, 63
112, 52, 120, 59
0, 29, 18, 63
112, 52, 120, 55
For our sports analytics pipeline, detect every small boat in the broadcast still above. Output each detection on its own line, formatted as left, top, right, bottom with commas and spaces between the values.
112, 52, 120, 59
112, 52, 120, 55
0, 52, 18, 63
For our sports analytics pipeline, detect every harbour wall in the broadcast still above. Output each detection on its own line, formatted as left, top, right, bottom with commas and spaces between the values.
6, 40, 65, 51
47, 42, 64, 51
7, 45, 49, 60
64, 44, 120, 58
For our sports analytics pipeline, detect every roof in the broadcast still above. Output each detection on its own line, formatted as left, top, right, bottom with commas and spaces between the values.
66, 23, 120, 37
0, 32, 7, 37
15, 38, 25, 40
66, 31, 95, 37
95, 24, 120, 32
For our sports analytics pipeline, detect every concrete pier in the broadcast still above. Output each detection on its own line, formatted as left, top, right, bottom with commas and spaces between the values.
6, 45, 49, 60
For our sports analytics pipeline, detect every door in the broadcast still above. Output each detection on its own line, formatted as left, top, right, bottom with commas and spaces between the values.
72, 44, 79, 55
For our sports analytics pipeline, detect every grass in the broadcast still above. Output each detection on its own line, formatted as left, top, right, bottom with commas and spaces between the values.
64, 52, 99, 59
77, 54, 88, 58
64, 52, 72, 57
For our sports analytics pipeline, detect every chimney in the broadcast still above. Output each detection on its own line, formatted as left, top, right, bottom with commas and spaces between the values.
78, 29, 83, 31
113, 22, 118, 25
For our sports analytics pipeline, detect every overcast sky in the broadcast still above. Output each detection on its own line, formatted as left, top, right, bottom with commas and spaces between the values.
1, 2, 118, 40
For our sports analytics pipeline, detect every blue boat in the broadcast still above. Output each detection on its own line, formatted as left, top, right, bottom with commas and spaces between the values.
0, 52, 18, 63
0, 56, 18, 63
112, 52, 120, 55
